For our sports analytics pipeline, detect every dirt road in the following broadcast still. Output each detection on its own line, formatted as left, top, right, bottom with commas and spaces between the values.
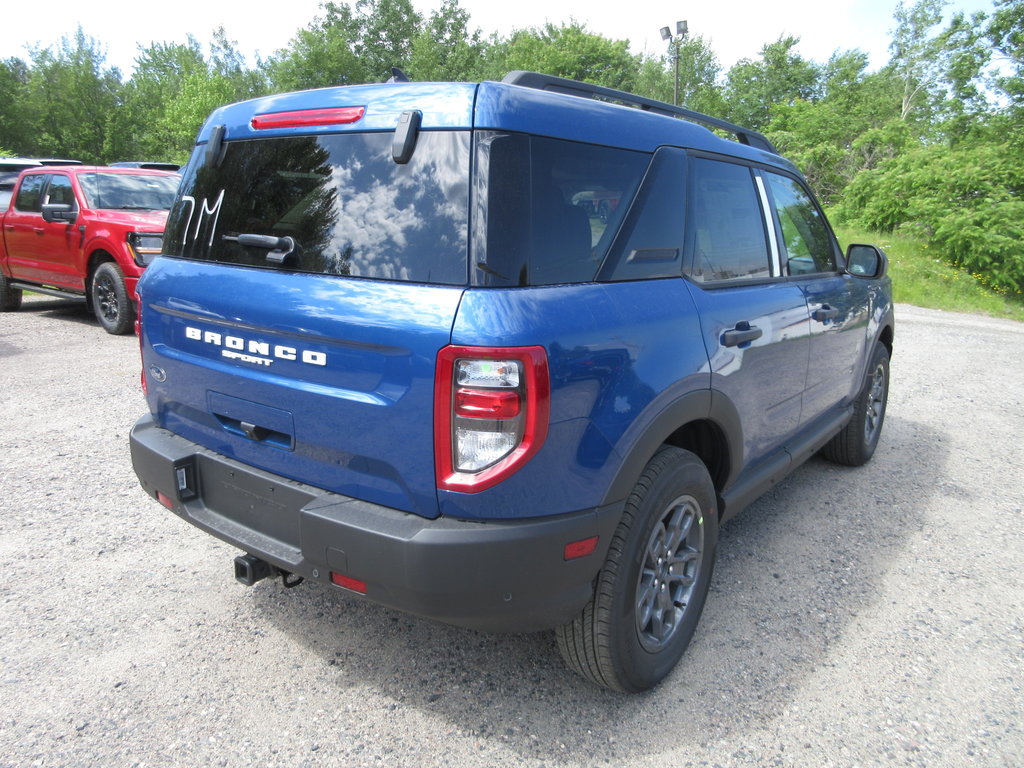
1, 296, 1021, 767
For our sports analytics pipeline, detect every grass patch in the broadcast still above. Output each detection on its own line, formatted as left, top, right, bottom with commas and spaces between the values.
833, 226, 1024, 323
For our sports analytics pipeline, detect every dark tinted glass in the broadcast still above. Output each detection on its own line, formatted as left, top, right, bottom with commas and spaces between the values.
78, 173, 179, 210
600, 147, 687, 282
165, 132, 470, 285
14, 175, 46, 212
473, 132, 649, 286
764, 172, 836, 275
687, 159, 770, 283
45, 175, 76, 206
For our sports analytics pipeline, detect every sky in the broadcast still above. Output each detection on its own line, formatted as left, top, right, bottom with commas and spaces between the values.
1, 0, 998, 78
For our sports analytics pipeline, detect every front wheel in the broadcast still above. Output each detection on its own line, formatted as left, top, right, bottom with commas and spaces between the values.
90, 262, 133, 335
556, 446, 718, 692
821, 342, 890, 466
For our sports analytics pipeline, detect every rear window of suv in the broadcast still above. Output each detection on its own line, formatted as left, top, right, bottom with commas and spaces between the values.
164, 132, 472, 285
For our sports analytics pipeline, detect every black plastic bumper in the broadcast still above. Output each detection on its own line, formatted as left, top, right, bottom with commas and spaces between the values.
129, 415, 622, 632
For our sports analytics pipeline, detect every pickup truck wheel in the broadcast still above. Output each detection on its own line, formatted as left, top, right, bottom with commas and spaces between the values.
556, 446, 718, 692
0, 274, 23, 311
821, 342, 890, 466
90, 262, 133, 335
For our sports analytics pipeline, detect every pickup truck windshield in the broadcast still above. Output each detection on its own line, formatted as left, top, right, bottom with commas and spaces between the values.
78, 173, 179, 211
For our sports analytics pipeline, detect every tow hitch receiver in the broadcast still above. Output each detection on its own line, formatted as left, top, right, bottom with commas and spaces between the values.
234, 554, 272, 586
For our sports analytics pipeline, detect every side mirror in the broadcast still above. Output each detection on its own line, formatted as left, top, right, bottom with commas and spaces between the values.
41, 202, 77, 223
846, 243, 888, 279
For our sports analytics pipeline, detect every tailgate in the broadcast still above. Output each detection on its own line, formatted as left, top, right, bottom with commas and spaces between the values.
139, 258, 462, 519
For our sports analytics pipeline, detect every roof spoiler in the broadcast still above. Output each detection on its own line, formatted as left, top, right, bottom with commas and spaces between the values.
501, 71, 778, 155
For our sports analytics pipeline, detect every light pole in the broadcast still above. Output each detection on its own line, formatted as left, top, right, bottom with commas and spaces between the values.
659, 20, 688, 106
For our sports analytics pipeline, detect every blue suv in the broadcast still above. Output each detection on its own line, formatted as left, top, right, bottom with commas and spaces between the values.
130, 72, 894, 692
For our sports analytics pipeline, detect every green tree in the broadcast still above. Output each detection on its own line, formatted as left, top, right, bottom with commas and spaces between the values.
723, 36, 821, 130
156, 70, 240, 159
838, 141, 1024, 293
208, 26, 268, 98
22, 27, 123, 163
766, 51, 905, 202
265, 2, 367, 91
635, 35, 725, 115
408, 0, 486, 81
0, 58, 31, 155
935, 10, 992, 136
888, 0, 947, 123
354, 0, 423, 81
110, 38, 208, 161
494, 21, 640, 91
987, 0, 1024, 107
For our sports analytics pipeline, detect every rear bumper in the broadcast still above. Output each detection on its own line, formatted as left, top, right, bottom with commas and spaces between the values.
130, 415, 622, 632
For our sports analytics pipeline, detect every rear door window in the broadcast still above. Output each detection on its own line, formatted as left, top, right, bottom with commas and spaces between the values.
685, 159, 771, 283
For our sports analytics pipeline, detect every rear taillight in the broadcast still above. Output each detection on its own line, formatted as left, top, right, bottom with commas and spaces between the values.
435, 346, 549, 492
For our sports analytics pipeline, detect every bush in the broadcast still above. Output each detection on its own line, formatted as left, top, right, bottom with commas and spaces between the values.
837, 139, 1024, 294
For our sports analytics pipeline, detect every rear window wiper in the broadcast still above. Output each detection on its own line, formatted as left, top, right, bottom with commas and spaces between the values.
223, 233, 298, 265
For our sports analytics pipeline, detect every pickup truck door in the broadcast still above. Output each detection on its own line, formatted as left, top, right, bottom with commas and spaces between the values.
3, 174, 50, 284
33, 173, 83, 289
3, 173, 82, 289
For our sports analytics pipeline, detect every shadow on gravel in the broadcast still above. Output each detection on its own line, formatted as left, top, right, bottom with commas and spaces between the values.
16, 295, 97, 327
248, 411, 943, 764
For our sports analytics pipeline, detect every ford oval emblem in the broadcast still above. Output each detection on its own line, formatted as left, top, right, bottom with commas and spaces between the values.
149, 365, 167, 383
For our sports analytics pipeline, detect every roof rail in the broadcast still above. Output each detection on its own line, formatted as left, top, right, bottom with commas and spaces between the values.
501, 71, 778, 155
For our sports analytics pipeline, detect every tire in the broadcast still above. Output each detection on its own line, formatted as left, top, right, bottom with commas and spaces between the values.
90, 262, 133, 335
0, 273, 23, 311
556, 446, 718, 692
821, 342, 890, 466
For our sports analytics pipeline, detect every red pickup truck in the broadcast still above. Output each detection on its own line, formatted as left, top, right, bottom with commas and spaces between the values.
0, 165, 179, 334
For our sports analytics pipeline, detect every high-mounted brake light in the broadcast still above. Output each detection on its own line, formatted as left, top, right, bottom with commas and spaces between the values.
435, 345, 549, 493
250, 106, 366, 130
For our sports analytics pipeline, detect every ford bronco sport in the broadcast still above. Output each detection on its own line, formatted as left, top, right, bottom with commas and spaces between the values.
129, 72, 894, 692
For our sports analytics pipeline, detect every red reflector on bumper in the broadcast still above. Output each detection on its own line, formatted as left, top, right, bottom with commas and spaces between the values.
251, 106, 366, 130
564, 536, 599, 560
330, 572, 367, 594
157, 491, 174, 509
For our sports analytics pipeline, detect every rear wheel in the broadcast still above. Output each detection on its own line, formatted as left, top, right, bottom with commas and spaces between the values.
90, 262, 133, 335
557, 446, 718, 692
0, 273, 22, 311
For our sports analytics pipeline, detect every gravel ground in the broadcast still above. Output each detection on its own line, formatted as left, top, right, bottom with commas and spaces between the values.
1, 295, 1022, 768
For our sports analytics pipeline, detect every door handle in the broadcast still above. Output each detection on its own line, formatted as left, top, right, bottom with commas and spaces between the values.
722, 321, 763, 348
812, 304, 839, 322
